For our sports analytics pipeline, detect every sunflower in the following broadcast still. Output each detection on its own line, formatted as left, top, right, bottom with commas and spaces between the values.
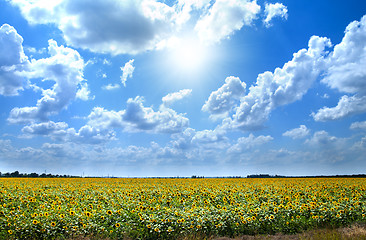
8, 230, 13, 234
33, 220, 38, 225
69, 210, 75, 216
107, 210, 112, 215
115, 223, 120, 228
51, 222, 56, 227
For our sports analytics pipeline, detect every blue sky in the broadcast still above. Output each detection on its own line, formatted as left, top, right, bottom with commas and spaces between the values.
1, 0, 366, 177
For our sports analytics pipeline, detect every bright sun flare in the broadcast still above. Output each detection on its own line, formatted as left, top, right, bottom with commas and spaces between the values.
166, 37, 209, 73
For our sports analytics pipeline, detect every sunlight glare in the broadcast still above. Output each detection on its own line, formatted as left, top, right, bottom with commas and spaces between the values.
166, 36, 210, 73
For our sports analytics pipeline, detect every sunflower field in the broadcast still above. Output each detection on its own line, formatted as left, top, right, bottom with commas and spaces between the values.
0, 177, 366, 239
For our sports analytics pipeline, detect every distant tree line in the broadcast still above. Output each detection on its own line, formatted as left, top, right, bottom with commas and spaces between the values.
0, 171, 80, 178
1, 171, 365, 178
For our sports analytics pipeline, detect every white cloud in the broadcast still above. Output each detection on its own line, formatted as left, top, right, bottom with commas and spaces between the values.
162, 89, 192, 107
283, 125, 310, 139
120, 59, 135, 87
263, 3, 288, 27
87, 96, 189, 134
170, 128, 196, 150
21, 121, 115, 144
103, 59, 111, 65
102, 83, 120, 91
22, 121, 69, 136
87, 107, 123, 129
123, 96, 189, 133
228, 133, 273, 153
202, 76, 246, 118
192, 128, 227, 144
312, 15, 366, 121
9, 0, 178, 55
24, 46, 46, 55
322, 93, 330, 99
0, 139, 13, 154
72, 125, 116, 144
226, 36, 331, 130
76, 82, 93, 101
8, 39, 88, 124
194, 0, 260, 43
350, 121, 366, 131
305, 130, 346, 149
0, 24, 29, 96
312, 95, 366, 121
8, 0, 291, 56
174, 0, 211, 25
322, 16, 366, 95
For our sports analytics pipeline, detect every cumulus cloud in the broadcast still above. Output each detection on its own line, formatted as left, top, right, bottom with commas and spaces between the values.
283, 125, 310, 139
21, 121, 115, 144
9, 0, 178, 55
162, 89, 192, 107
22, 121, 69, 136
120, 59, 135, 87
174, 0, 211, 25
313, 16, 366, 121
322, 16, 366, 95
228, 133, 273, 153
8, 39, 88, 124
350, 121, 366, 131
204, 15, 366, 130
195, 0, 260, 43
123, 96, 189, 133
76, 82, 93, 101
192, 128, 227, 144
312, 95, 366, 121
305, 130, 346, 150
72, 125, 116, 144
87, 96, 189, 134
263, 3, 288, 27
8, 0, 292, 55
170, 128, 196, 150
226, 36, 331, 130
0, 24, 29, 96
202, 76, 246, 118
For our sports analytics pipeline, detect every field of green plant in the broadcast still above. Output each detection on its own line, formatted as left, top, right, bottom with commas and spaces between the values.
0, 178, 365, 239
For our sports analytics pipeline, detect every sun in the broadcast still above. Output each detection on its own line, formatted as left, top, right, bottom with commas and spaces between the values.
165, 36, 210, 73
